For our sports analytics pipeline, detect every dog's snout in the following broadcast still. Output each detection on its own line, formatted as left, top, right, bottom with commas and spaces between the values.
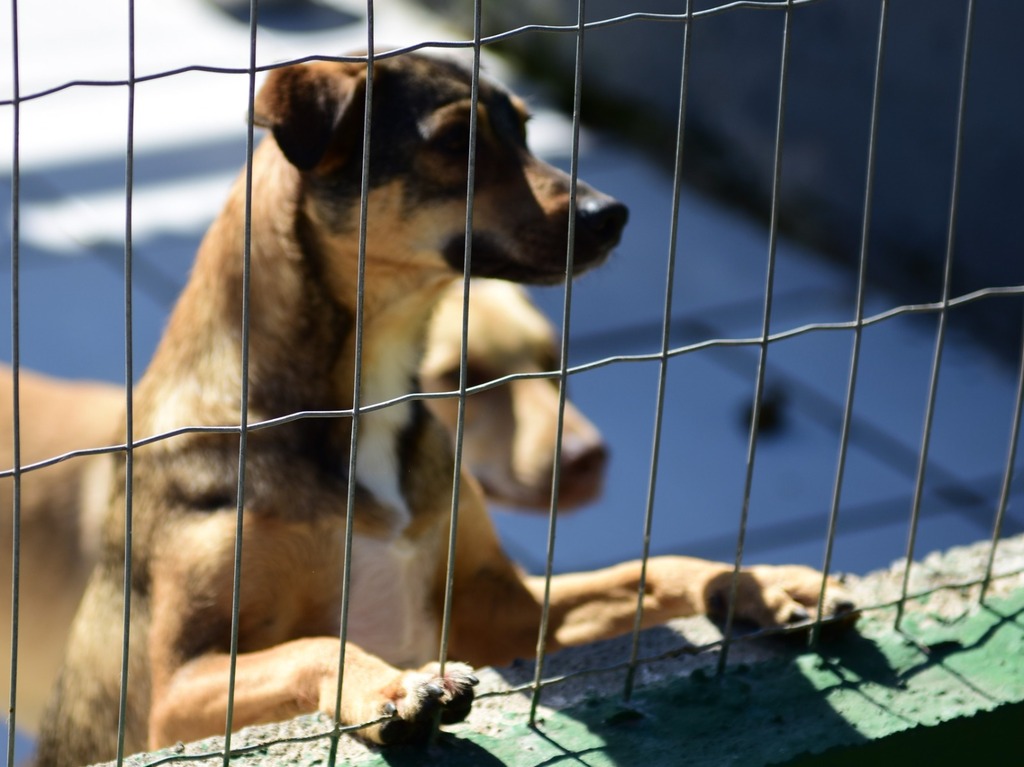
564, 440, 608, 480
578, 197, 629, 247
557, 438, 608, 509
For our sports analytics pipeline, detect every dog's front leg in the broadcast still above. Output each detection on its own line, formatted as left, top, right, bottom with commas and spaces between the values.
446, 483, 854, 665
521, 557, 713, 647
148, 638, 477, 749
527, 556, 855, 648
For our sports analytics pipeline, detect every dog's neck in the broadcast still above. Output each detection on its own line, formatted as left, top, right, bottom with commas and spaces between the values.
313, 230, 454, 530
141, 140, 455, 530
331, 287, 444, 527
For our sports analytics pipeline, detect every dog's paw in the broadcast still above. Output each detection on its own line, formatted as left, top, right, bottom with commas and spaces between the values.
372, 662, 478, 745
706, 564, 857, 631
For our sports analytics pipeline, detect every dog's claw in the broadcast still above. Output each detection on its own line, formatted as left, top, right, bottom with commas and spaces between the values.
372, 662, 478, 745
787, 606, 811, 624
833, 599, 857, 616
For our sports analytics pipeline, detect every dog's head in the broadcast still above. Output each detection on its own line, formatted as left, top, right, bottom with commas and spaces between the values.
252, 52, 628, 284
421, 279, 606, 511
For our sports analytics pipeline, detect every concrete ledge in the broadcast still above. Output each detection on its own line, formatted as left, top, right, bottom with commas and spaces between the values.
108, 534, 1024, 766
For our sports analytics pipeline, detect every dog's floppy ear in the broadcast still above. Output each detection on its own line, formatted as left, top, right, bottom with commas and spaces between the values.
253, 62, 367, 172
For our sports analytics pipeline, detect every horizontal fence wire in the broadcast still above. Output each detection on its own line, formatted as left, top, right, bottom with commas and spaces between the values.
0, 282, 1022, 482
3, 0, 1022, 763
99, 561, 1024, 767
0, 1, 837, 107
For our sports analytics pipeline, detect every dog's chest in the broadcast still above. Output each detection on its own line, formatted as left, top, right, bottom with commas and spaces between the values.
352, 346, 418, 524
354, 403, 411, 522
346, 533, 439, 668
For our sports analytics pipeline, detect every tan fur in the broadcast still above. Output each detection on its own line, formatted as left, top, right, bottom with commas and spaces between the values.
32, 54, 853, 767
0, 368, 121, 731
422, 279, 606, 510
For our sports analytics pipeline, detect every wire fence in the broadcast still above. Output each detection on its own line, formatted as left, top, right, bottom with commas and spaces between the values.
4, 0, 1024, 765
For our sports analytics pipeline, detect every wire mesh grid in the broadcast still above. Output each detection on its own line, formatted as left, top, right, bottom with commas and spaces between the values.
3, 0, 1024, 765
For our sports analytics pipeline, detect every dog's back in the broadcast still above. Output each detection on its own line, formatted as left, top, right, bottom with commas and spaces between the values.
0, 366, 121, 731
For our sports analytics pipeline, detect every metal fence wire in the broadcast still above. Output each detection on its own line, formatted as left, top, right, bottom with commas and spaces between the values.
3, 0, 1024, 765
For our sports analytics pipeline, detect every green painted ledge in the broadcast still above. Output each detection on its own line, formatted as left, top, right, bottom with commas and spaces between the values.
113, 535, 1024, 767
435, 589, 1024, 767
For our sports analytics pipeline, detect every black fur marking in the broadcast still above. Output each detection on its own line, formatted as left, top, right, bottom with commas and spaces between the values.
306, 57, 528, 235
440, 233, 566, 285
397, 391, 431, 485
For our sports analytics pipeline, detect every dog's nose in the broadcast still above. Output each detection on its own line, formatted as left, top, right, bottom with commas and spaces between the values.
578, 197, 629, 247
557, 438, 608, 509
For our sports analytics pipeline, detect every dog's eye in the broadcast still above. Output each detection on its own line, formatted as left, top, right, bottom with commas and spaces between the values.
431, 122, 472, 157
489, 95, 531, 147
439, 364, 495, 390
465, 364, 497, 388
517, 113, 531, 144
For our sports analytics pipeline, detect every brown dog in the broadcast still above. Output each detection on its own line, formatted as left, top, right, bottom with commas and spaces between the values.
0, 368, 121, 733
34, 52, 852, 767
0, 278, 601, 736
422, 278, 605, 511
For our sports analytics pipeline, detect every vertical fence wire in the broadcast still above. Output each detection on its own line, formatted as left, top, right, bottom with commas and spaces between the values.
331, 9, 375, 759
623, 0, 693, 703
982, 313, 1024, 597
896, 0, 976, 629
113, 0, 137, 764
4, 1, 20, 764
437, 3, 483, 679
221, 0, 261, 761
809, 0, 890, 647
529, 0, 587, 725
717, 0, 794, 675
